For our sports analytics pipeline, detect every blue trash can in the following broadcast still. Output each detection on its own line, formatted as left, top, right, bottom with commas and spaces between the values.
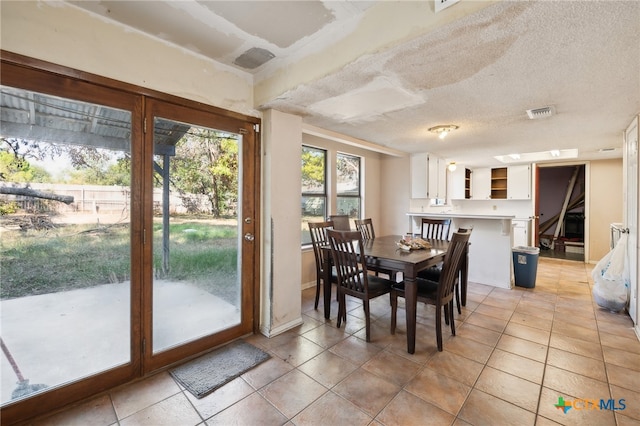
512, 246, 540, 288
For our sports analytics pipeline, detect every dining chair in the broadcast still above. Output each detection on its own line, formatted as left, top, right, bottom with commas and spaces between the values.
354, 218, 375, 240
355, 218, 398, 282
308, 221, 339, 310
419, 227, 472, 314
420, 218, 452, 240
327, 214, 351, 231
327, 229, 395, 342
390, 230, 471, 351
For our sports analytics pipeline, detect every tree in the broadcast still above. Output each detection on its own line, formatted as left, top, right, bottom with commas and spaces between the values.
169, 129, 238, 217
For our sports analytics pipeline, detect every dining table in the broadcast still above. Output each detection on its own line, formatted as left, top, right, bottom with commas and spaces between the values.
323, 234, 450, 354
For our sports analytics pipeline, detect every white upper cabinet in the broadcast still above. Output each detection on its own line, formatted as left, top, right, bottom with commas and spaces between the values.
507, 165, 531, 199
410, 153, 446, 199
471, 168, 491, 199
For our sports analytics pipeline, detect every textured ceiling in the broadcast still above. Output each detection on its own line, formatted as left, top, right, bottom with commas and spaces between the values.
68, 0, 640, 168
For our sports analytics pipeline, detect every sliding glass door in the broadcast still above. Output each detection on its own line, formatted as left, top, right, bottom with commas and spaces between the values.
0, 57, 260, 423
0, 83, 139, 408
143, 100, 257, 371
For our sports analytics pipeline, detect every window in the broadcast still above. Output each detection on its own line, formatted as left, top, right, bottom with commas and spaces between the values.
301, 146, 327, 244
336, 152, 361, 222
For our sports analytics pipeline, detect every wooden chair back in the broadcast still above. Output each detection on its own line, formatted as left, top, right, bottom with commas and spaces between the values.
420, 218, 452, 240
328, 214, 351, 231
354, 218, 375, 240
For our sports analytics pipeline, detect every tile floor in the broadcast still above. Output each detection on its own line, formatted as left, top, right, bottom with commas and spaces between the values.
26, 258, 640, 425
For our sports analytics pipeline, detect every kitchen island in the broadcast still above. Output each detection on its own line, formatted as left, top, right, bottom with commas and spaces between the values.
407, 213, 515, 289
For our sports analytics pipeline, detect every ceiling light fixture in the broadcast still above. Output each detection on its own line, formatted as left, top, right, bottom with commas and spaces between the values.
428, 124, 459, 140
447, 162, 457, 172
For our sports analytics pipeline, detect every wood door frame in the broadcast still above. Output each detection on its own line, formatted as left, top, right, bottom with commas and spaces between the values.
534, 162, 589, 262
0, 51, 261, 425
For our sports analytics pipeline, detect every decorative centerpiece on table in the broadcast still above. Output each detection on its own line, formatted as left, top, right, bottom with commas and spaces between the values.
396, 236, 431, 251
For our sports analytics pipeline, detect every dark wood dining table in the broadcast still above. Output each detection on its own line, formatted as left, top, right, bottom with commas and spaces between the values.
323, 234, 449, 354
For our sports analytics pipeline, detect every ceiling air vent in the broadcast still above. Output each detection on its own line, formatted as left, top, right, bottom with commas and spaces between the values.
526, 106, 555, 120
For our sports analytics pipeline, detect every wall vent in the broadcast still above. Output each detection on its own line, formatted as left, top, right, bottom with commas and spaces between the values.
526, 106, 555, 119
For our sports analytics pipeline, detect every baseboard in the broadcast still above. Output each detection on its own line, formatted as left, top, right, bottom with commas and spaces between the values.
259, 317, 303, 338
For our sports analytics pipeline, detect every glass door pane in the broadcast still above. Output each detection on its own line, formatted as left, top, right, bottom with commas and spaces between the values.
0, 87, 131, 404
151, 117, 241, 353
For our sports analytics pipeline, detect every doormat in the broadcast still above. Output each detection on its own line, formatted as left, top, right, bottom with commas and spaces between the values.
169, 340, 270, 399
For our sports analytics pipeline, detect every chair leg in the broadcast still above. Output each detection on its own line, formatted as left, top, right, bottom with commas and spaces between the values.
390, 291, 397, 334
337, 291, 345, 329
455, 282, 462, 314
449, 300, 456, 336
444, 303, 450, 325
314, 277, 321, 309
363, 300, 371, 342
435, 306, 443, 351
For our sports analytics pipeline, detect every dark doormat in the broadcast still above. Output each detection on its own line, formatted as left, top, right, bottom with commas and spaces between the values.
169, 340, 270, 399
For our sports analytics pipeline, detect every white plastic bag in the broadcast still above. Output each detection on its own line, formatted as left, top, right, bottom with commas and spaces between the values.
591, 233, 630, 312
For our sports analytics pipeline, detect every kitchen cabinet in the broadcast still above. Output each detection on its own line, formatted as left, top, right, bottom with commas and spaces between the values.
411, 153, 446, 199
450, 167, 472, 200
464, 165, 531, 200
507, 165, 531, 199
471, 168, 491, 199
512, 219, 531, 247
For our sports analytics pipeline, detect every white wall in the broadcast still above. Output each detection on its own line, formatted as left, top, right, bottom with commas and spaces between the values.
261, 110, 303, 336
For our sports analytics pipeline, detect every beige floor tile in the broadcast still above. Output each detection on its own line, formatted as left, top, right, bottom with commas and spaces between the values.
605, 363, 640, 393
455, 322, 502, 347
543, 365, 610, 400
464, 311, 508, 332
405, 367, 471, 415
302, 323, 349, 348
549, 333, 603, 361
241, 354, 294, 390
270, 335, 326, 367
376, 390, 455, 426
504, 322, 551, 345
31, 394, 117, 426
297, 350, 358, 388
602, 346, 640, 372
474, 366, 540, 412
443, 335, 494, 364
458, 389, 536, 426
119, 393, 202, 426
425, 350, 484, 386
361, 349, 422, 387
551, 321, 600, 343
610, 385, 640, 421
487, 348, 545, 384
599, 333, 640, 354
185, 377, 254, 420
333, 368, 400, 418
206, 392, 288, 425
258, 370, 327, 418
110, 372, 182, 420
329, 335, 384, 366
476, 302, 517, 320
546, 347, 607, 382
292, 391, 372, 426
497, 334, 549, 363
511, 311, 553, 331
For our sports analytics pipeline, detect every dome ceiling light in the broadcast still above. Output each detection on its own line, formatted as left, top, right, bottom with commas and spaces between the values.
428, 125, 459, 140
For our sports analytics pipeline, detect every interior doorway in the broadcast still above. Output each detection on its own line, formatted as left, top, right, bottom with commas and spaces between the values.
536, 164, 586, 261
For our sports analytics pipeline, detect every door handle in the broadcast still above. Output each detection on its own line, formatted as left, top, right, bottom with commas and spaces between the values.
244, 233, 255, 242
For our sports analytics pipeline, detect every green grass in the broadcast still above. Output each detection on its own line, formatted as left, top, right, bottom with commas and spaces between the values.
0, 220, 239, 304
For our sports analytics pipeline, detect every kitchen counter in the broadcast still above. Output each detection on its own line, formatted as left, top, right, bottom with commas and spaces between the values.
407, 212, 515, 220
407, 212, 514, 289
